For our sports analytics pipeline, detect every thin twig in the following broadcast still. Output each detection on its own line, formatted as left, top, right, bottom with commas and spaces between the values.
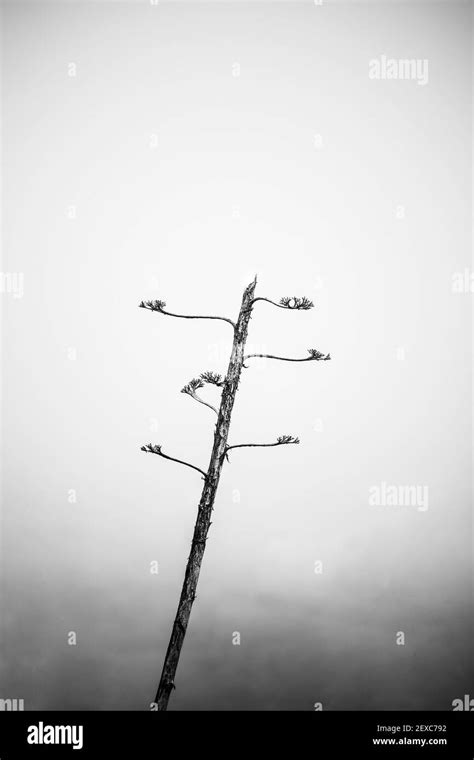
161, 309, 235, 328
251, 296, 314, 311
184, 392, 218, 416
250, 297, 289, 310
244, 351, 330, 362
181, 378, 219, 416
226, 436, 300, 453
139, 300, 235, 329
245, 353, 313, 362
141, 444, 207, 478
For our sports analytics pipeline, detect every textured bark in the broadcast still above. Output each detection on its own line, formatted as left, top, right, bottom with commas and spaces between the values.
154, 278, 257, 710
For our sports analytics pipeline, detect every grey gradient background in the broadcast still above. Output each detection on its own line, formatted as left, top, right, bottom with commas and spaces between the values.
1, 0, 472, 710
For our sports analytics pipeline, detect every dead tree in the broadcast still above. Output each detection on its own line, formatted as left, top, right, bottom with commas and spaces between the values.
139, 277, 330, 710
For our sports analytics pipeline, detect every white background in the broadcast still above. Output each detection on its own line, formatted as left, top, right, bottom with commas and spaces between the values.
1, 0, 472, 709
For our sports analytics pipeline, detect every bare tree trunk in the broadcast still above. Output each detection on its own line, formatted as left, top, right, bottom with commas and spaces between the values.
154, 277, 257, 710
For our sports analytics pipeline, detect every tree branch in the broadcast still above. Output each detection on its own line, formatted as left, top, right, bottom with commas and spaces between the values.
251, 295, 314, 311
181, 378, 218, 416
139, 300, 236, 329
226, 435, 300, 456
141, 443, 207, 478
244, 348, 331, 363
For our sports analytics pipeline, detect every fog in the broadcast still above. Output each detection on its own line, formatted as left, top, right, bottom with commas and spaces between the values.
1, 0, 472, 710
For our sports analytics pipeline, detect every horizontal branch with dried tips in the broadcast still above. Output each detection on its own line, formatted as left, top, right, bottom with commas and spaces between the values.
140, 443, 207, 478
181, 378, 218, 416
225, 435, 300, 457
251, 295, 314, 311
200, 371, 224, 387
244, 348, 331, 363
139, 300, 236, 328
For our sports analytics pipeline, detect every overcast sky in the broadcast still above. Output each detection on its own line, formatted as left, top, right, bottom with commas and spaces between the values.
1, 0, 472, 710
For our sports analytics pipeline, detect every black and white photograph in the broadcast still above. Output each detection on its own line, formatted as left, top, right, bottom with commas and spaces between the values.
0, 0, 473, 755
